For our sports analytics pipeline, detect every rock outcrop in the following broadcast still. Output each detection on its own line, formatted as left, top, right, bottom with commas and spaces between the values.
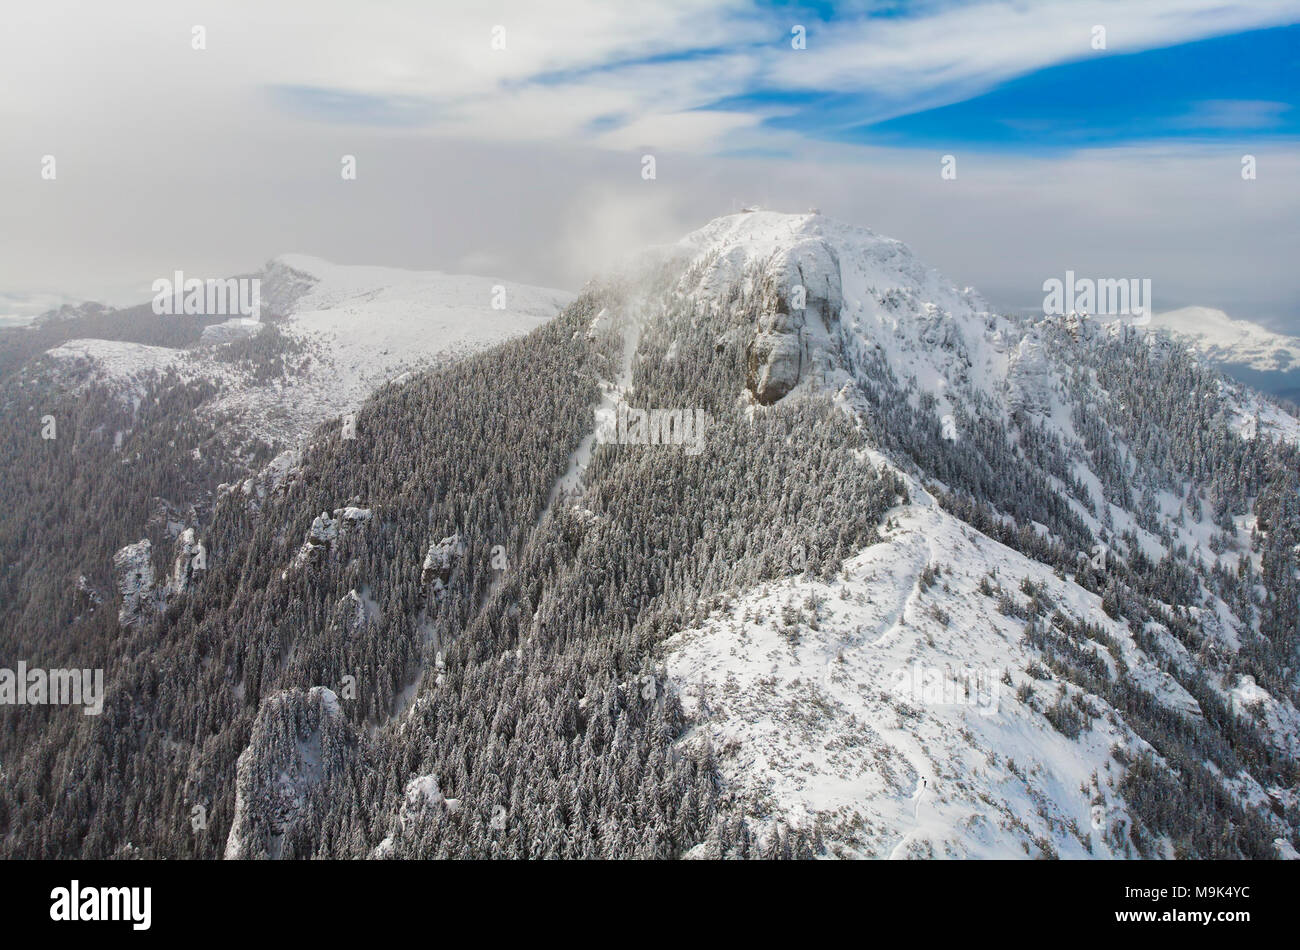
112, 540, 155, 626
224, 687, 357, 860
289, 506, 371, 572
421, 533, 465, 599
745, 239, 844, 404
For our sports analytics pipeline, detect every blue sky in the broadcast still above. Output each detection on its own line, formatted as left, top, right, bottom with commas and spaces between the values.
813, 24, 1300, 150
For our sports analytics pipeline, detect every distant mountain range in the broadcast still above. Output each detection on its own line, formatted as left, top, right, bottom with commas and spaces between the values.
25, 255, 573, 448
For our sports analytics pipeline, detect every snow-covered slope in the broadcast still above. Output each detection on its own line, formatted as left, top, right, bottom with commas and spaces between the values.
46, 339, 186, 403
266, 254, 571, 427
43, 256, 573, 447
667, 489, 1295, 858
668, 499, 1137, 859
625, 210, 1300, 859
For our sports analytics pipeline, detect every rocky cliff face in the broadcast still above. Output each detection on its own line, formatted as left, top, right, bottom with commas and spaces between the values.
112, 540, 155, 626
673, 211, 998, 420
744, 239, 845, 404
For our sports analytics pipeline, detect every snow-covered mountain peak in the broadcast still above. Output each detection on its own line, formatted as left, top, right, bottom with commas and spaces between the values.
266, 253, 334, 278
656, 213, 1300, 458
676, 210, 989, 322
677, 209, 828, 256
649, 210, 1009, 413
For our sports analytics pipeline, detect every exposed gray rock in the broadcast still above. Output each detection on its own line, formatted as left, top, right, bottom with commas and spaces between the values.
168, 528, 205, 595
112, 540, 155, 626
746, 239, 843, 404
421, 533, 465, 598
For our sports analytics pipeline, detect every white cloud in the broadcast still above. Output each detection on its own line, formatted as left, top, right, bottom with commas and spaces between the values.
1170, 100, 1293, 130
594, 111, 761, 152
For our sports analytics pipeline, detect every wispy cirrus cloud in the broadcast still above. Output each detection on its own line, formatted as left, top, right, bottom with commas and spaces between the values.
4, 0, 1297, 154
1170, 100, 1292, 131
248, 0, 1300, 152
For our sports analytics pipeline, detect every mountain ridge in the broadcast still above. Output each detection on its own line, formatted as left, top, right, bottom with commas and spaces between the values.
1, 210, 1298, 860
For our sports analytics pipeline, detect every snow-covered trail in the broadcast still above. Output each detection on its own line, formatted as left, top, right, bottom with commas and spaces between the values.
820, 519, 929, 692
865, 528, 932, 649
886, 777, 935, 859
664, 501, 1169, 858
